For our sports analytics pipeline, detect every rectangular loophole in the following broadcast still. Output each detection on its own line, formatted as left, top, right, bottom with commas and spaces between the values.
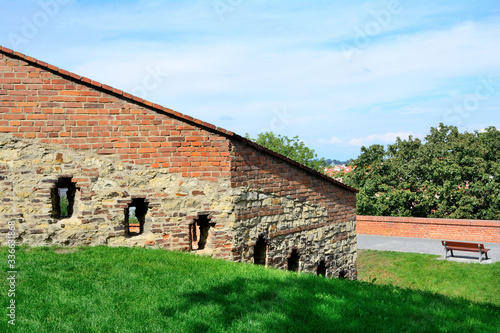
254, 235, 267, 265
317, 260, 327, 277
287, 249, 300, 272
190, 215, 214, 251
51, 177, 76, 219
125, 198, 148, 236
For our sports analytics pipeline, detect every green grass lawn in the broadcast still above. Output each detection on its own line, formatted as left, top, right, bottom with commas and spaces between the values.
357, 249, 500, 306
2, 246, 499, 332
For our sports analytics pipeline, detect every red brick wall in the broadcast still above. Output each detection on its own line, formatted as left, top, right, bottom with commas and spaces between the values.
230, 140, 356, 223
357, 215, 500, 243
0, 52, 230, 181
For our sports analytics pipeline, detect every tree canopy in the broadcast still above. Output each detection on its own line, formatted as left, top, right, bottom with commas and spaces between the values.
343, 124, 500, 220
245, 132, 328, 173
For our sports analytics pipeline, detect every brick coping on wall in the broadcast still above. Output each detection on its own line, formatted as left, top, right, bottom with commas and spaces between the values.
0, 45, 357, 194
356, 215, 500, 243
357, 215, 500, 227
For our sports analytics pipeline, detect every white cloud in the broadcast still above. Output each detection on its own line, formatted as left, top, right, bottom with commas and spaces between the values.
348, 131, 415, 147
319, 136, 343, 145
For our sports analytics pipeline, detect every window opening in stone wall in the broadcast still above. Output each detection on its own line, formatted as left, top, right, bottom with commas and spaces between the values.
125, 198, 148, 236
317, 260, 327, 277
190, 215, 214, 251
51, 178, 76, 219
287, 249, 300, 272
254, 235, 267, 265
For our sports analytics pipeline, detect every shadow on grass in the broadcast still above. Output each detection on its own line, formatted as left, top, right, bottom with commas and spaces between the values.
3, 246, 499, 333
162, 274, 500, 333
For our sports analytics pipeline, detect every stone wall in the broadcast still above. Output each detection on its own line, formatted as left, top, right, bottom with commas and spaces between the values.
230, 141, 358, 279
233, 189, 357, 278
0, 46, 358, 279
0, 133, 358, 277
0, 48, 236, 258
0, 134, 236, 258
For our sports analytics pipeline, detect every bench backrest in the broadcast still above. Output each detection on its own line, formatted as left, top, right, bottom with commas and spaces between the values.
442, 241, 484, 250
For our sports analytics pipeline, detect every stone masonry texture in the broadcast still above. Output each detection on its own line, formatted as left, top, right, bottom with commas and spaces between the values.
0, 47, 358, 279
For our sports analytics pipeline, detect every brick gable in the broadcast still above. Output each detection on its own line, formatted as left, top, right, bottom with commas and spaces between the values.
0, 46, 357, 279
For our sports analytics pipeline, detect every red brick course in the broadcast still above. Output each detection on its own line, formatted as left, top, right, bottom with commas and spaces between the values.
0, 50, 230, 181
0, 46, 355, 191
357, 215, 500, 243
231, 140, 357, 225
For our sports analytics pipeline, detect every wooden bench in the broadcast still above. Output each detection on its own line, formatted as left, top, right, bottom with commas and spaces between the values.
441, 241, 490, 262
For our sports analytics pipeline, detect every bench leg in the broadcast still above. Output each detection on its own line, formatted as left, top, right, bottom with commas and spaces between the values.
478, 244, 488, 263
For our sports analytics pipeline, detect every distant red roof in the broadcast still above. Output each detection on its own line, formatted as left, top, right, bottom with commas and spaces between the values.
325, 165, 354, 177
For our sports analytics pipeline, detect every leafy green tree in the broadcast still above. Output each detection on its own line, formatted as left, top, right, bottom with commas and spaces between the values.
246, 132, 328, 173
343, 124, 500, 219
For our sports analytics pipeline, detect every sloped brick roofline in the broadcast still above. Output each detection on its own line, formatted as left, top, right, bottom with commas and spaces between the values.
0, 46, 357, 193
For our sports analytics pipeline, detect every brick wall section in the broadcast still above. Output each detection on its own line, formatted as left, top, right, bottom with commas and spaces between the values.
357, 215, 500, 243
230, 140, 358, 279
0, 47, 359, 277
0, 134, 235, 256
231, 140, 357, 224
0, 52, 230, 181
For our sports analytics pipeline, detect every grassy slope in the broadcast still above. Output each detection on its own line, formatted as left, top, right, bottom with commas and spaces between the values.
1, 246, 499, 333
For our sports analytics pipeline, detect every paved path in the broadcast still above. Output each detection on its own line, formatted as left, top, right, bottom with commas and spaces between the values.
357, 234, 500, 264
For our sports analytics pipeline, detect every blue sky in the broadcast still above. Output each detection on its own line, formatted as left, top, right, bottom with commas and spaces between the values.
1, 0, 499, 161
